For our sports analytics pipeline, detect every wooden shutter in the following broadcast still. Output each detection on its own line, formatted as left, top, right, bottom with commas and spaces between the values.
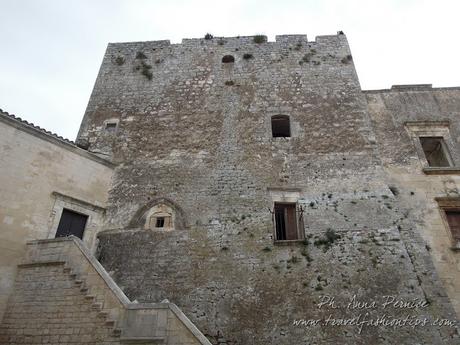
297, 205, 305, 240
274, 203, 302, 241
445, 211, 460, 240
285, 204, 298, 240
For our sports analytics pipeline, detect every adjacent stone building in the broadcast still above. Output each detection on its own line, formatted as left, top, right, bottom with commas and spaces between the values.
1, 32, 460, 344
0, 110, 114, 321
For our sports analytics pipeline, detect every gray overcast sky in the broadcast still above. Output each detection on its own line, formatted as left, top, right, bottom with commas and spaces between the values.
1, 0, 459, 140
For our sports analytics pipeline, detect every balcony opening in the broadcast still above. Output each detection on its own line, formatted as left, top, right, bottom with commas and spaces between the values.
274, 202, 303, 241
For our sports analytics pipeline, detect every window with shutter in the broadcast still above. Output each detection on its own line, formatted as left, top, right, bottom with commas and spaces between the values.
273, 202, 304, 241
445, 210, 460, 240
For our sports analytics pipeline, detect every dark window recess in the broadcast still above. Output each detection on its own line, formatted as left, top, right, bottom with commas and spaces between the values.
271, 115, 291, 137
222, 55, 235, 63
55, 209, 88, 240
445, 210, 460, 240
105, 122, 117, 132
156, 217, 165, 228
274, 203, 303, 241
420, 137, 451, 167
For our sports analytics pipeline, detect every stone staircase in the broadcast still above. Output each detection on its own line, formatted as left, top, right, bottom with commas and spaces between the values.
62, 264, 125, 340
1, 236, 211, 345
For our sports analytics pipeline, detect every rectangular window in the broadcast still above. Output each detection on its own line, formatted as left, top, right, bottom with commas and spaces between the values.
105, 122, 117, 132
271, 115, 291, 138
419, 137, 451, 167
444, 210, 460, 241
156, 217, 165, 228
274, 203, 303, 241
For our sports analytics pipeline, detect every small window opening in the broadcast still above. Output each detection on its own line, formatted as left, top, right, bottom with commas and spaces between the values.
274, 203, 303, 241
105, 122, 117, 132
419, 137, 451, 167
271, 115, 291, 137
156, 217, 165, 228
444, 210, 460, 241
222, 55, 235, 63
145, 203, 175, 230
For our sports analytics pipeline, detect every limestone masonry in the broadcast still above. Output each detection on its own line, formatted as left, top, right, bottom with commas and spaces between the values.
1, 32, 460, 344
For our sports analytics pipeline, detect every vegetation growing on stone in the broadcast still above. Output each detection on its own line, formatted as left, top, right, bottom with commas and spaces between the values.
253, 35, 266, 44
140, 61, 153, 80
287, 255, 299, 264
302, 53, 312, 63
315, 284, 323, 291
314, 228, 340, 251
136, 51, 147, 59
341, 54, 353, 64
114, 55, 125, 65
204, 33, 213, 40
325, 228, 339, 242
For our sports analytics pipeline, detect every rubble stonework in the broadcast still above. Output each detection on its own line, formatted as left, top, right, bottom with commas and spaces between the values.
75, 33, 460, 344
1, 32, 459, 344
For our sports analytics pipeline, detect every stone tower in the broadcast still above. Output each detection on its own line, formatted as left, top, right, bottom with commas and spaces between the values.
76, 33, 459, 344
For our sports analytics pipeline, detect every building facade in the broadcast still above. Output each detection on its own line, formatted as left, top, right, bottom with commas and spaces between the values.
1, 32, 460, 344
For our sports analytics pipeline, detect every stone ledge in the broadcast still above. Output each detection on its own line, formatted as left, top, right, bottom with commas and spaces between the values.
363, 86, 460, 93
52, 191, 106, 212
120, 337, 164, 344
391, 84, 432, 91
18, 261, 66, 268
423, 167, 460, 175
404, 120, 450, 128
27, 237, 74, 244
274, 239, 306, 246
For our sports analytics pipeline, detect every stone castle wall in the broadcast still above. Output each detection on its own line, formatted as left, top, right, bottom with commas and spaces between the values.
77, 35, 459, 344
78, 33, 380, 230
365, 85, 460, 316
